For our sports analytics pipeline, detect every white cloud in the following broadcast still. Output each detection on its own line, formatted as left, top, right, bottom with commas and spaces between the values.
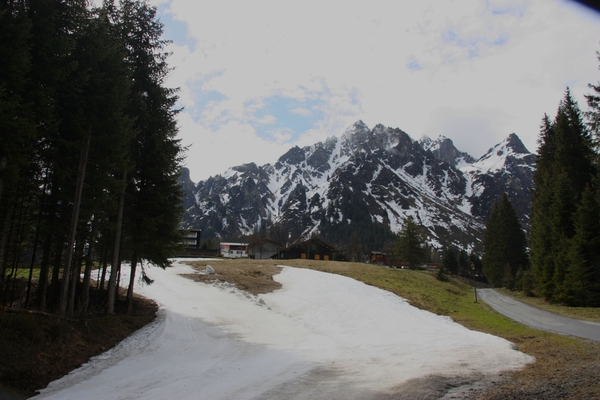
155, 0, 600, 181
267, 128, 294, 144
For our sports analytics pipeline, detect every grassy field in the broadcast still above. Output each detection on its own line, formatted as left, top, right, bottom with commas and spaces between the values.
187, 258, 600, 399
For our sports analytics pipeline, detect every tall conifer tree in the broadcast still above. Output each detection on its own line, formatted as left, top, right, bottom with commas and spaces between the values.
562, 186, 600, 306
530, 89, 598, 303
106, 0, 184, 314
442, 246, 458, 275
482, 193, 528, 288
530, 115, 557, 297
395, 216, 426, 269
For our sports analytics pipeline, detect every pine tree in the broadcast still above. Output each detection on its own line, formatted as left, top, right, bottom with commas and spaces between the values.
0, 1, 32, 203
458, 249, 470, 277
529, 115, 557, 297
0, 1, 34, 290
585, 50, 600, 149
482, 200, 503, 286
482, 193, 528, 288
530, 89, 597, 302
0, 0, 184, 317
561, 186, 600, 306
395, 216, 426, 269
106, 0, 184, 314
442, 247, 458, 275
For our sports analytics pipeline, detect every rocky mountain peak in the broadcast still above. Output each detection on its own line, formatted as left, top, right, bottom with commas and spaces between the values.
340, 121, 407, 157
505, 132, 531, 154
180, 123, 535, 252
421, 135, 475, 166
475, 133, 535, 174
342, 120, 370, 137
276, 145, 306, 167
177, 167, 197, 210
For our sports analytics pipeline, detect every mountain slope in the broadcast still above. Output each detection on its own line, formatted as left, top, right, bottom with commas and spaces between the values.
179, 122, 535, 252
460, 133, 536, 228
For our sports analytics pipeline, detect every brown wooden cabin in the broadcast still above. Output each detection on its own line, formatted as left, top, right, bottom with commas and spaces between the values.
273, 237, 335, 261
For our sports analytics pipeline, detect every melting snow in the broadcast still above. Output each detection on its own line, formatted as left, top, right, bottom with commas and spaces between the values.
34, 259, 533, 399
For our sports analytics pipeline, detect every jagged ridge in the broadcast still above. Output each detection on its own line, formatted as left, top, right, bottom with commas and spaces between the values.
179, 121, 535, 251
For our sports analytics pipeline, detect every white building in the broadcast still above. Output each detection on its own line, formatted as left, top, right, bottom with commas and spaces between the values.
220, 242, 249, 258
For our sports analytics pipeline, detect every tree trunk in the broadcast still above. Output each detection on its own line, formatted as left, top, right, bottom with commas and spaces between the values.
80, 215, 99, 314
107, 170, 127, 315
0, 156, 5, 202
7, 196, 27, 307
59, 129, 91, 317
126, 251, 137, 314
98, 232, 111, 291
49, 241, 62, 310
0, 192, 15, 288
36, 233, 53, 312
25, 188, 45, 308
67, 234, 86, 316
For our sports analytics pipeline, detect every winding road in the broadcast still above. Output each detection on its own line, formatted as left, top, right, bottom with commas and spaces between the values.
478, 288, 600, 341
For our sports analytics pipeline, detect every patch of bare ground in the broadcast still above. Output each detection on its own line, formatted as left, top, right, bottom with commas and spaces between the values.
478, 335, 600, 399
181, 259, 283, 295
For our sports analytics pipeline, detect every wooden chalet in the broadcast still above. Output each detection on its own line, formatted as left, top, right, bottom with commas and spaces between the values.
369, 251, 388, 264
274, 237, 335, 261
368, 251, 404, 268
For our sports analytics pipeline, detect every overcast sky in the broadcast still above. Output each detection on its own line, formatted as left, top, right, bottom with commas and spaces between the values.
145, 0, 600, 182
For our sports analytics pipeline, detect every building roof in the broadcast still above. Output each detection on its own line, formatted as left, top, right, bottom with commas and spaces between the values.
283, 237, 335, 252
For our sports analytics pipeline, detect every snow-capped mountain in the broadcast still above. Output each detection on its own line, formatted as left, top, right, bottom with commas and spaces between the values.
420, 135, 475, 167
179, 121, 535, 251
459, 133, 536, 227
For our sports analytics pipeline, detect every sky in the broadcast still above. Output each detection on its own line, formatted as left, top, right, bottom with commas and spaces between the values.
144, 0, 600, 182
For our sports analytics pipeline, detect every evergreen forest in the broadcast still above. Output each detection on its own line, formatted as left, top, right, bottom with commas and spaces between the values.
0, 0, 184, 317
483, 74, 600, 306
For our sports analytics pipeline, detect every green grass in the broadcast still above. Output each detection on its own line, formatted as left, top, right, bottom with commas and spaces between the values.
11, 267, 40, 280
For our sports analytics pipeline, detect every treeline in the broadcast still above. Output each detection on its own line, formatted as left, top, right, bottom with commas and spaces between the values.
529, 86, 600, 306
482, 63, 600, 306
0, 0, 184, 317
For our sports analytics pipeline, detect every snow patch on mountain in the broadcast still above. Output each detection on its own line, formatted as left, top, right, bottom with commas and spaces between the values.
180, 122, 535, 250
